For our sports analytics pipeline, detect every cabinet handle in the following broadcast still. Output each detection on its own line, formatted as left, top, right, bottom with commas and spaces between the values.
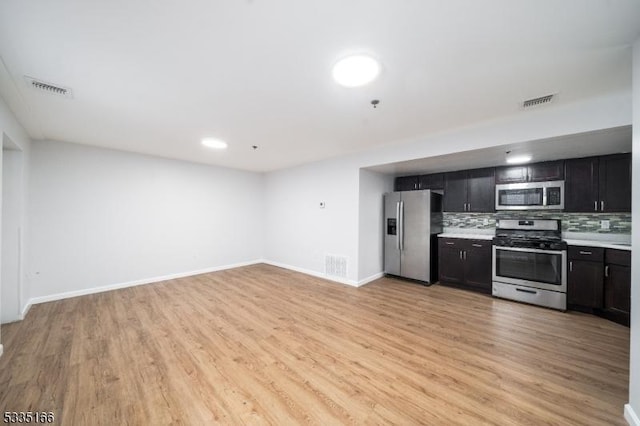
569, 261, 573, 272
516, 288, 537, 294
594, 201, 598, 211
605, 265, 609, 277
468, 203, 471, 211
445, 242, 455, 245
579, 251, 592, 255
463, 250, 467, 260
472, 244, 483, 248
459, 250, 463, 260
601, 201, 605, 211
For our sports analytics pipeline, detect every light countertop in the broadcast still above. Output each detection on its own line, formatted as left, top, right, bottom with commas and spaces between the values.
438, 229, 631, 250
438, 233, 494, 241
564, 239, 631, 251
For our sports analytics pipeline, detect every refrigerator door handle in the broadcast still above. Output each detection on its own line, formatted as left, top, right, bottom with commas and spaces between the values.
396, 201, 401, 251
399, 201, 404, 251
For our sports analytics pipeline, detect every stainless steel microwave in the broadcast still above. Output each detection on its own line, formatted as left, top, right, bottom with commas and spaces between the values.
495, 180, 564, 210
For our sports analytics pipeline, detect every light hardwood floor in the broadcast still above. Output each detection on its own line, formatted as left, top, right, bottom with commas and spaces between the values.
0, 264, 630, 425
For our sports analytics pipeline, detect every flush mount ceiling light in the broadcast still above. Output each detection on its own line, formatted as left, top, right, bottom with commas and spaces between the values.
506, 154, 532, 164
332, 55, 380, 87
201, 138, 228, 150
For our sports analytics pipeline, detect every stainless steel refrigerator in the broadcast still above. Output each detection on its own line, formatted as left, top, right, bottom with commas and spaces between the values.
384, 190, 442, 283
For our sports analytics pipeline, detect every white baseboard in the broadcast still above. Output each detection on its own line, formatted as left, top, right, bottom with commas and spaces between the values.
26, 259, 263, 307
358, 272, 384, 286
261, 261, 385, 288
19, 301, 32, 320
23, 260, 383, 313
263, 260, 361, 287
625, 404, 639, 426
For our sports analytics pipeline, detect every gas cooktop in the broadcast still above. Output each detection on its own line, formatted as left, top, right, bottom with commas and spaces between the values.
493, 219, 567, 250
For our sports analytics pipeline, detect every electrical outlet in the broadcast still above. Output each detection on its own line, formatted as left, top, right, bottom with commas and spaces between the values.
483, 218, 489, 226
601, 220, 610, 230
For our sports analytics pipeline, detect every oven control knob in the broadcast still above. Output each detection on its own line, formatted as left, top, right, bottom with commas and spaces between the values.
540, 243, 545, 249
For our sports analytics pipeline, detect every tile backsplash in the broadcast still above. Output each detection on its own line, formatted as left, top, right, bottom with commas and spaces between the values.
443, 211, 631, 234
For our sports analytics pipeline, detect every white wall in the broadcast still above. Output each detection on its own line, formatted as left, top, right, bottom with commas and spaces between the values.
626, 37, 640, 426
358, 169, 393, 282
264, 156, 361, 283
27, 140, 264, 302
0, 97, 31, 354
2, 147, 22, 322
264, 93, 632, 288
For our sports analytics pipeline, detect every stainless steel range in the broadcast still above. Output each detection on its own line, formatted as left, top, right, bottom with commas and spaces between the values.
492, 219, 567, 310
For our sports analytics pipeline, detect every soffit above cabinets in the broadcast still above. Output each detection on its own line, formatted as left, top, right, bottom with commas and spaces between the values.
367, 126, 632, 176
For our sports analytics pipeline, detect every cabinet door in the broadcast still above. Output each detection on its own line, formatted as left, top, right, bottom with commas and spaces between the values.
466, 168, 495, 212
495, 166, 527, 184
604, 264, 630, 316
599, 154, 631, 212
567, 260, 603, 308
395, 176, 419, 191
528, 160, 564, 182
462, 241, 492, 292
438, 239, 465, 285
565, 157, 599, 212
419, 173, 444, 190
443, 171, 467, 212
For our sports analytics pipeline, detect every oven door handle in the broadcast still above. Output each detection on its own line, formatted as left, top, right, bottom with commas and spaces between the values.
515, 288, 538, 295
494, 245, 565, 255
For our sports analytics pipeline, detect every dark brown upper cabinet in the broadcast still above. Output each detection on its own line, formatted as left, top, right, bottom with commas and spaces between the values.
599, 154, 632, 213
394, 175, 419, 191
418, 173, 444, 190
495, 160, 564, 184
394, 173, 444, 192
565, 154, 630, 213
444, 168, 495, 212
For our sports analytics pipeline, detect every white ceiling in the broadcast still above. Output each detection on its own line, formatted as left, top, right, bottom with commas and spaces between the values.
0, 1, 639, 172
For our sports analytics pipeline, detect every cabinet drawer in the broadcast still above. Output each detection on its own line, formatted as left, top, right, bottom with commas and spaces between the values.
605, 249, 631, 266
439, 238, 464, 249
568, 246, 604, 262
467, 240, 489, 249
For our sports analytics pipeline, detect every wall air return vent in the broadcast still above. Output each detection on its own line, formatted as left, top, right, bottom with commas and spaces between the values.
325, 254, 347, 278
522, 94, 555, 109
25, 76, 73, 98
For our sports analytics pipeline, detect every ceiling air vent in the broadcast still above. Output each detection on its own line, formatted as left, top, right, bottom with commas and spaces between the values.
522, 94, 555, 109
25, 76, 73, 98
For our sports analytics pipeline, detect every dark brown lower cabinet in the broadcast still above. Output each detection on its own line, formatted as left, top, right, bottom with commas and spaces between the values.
568, 261, 603, 308
603, 250, 631, 326
438, 238, 491, 293
567, 246, 604, 309
438, 239, 465, 285
567, 245, 630, 327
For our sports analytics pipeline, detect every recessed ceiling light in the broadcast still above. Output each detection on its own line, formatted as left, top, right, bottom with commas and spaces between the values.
332, 55, 380, 87
201, 138, 228, 150
506, 155, 532, 165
